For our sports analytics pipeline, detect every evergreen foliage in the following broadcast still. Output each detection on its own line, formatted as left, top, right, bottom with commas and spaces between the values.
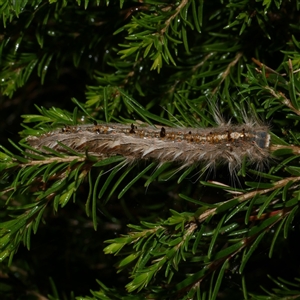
1, 0, 300, 299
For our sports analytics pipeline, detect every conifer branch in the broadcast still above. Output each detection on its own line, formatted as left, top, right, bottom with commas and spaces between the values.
265, 86, 300, 116
20, 155, 86, 167
212, 51, 244, 94
161, 0, 189, 34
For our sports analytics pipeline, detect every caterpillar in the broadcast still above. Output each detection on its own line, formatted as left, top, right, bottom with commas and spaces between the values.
26, 120, 271, 176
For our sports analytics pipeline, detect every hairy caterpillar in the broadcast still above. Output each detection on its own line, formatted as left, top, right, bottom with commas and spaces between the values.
26, 120, 271, 176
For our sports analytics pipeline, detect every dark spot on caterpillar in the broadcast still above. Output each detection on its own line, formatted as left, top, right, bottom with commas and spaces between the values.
130, 124, 136, 134
62, 125, 70, 133
160, 127, 166, 138
189, 131, 191, 134
227, 130, 232, 141
241, 128, 245, 139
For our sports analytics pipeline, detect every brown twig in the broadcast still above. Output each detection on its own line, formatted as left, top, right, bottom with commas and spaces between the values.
197, 175, 300, 223
212, 52, 243, 95
264, 85, 300, 116
160, 0, 189, 34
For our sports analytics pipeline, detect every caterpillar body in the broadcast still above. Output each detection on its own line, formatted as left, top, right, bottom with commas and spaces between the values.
26, 121, 271, 175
